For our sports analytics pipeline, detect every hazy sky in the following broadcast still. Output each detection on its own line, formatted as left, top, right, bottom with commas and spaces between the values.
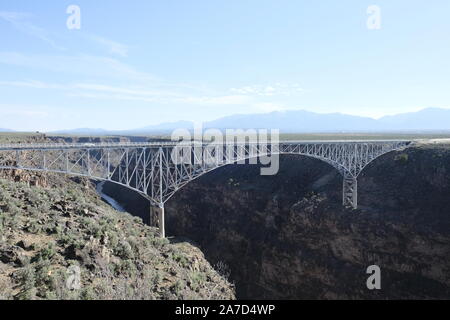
1, 0, 450, 131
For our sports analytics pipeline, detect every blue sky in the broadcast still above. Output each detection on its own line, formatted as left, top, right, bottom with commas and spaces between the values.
1, 0, 450, 131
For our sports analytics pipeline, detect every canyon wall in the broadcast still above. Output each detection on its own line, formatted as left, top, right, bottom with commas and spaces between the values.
101, 145, 450, 299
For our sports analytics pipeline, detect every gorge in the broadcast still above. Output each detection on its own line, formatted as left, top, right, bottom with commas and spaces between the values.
100, 143, 450, 299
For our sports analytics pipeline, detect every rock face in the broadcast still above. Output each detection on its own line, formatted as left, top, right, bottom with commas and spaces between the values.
93, 145, 450, 299
0, 176, 235, 300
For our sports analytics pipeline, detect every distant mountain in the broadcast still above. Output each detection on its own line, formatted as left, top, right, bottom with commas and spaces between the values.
50, 122, 195, 136
378, 108, 450, 130
129, 121, 195, 134
204, 110, 382, 132
51, 128, 110, 135
47, 108, 450, 135
0, 128, 14, 132
137, 108, 450, 133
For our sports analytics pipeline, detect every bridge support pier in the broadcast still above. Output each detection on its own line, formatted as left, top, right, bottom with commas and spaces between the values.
150, 205, 165, 238
343, 174, 358, 209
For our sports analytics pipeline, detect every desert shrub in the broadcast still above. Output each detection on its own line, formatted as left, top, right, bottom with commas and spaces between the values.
132, 216, 143, 225
79, 217, 94, 230
38, 201, 51, 214
114, 241, 134, 260
172, 279, 184, 296
23, 188, 42, 206
189, 271, 207, 291
58, 229, 84, 249
104, 230, 119, 249
119, 259, 137, 277
151, 269, 162, 288
25, 206, 41, 218
34, 264, 68, 299
33, 242, 57, 262
3, 209, 21, 229
0, 188, 12, 203
26, 218, 43, 234
15, 265, 37, 300
34, 259, 52, 286
150, 236, 169, 248
45, 220, 64, 235
171, 251, 189, 268
5, 198, 21, 214
79, 286, 97, 300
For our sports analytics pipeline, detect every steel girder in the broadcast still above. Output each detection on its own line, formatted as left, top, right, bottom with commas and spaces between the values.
0, 140, 410, 210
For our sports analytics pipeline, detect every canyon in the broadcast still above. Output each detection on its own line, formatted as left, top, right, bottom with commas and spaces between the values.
101, 143, 450, 299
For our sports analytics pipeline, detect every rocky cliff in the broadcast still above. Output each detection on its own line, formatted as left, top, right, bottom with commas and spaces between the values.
103, 144, 450, 299
0, 174, 235, 300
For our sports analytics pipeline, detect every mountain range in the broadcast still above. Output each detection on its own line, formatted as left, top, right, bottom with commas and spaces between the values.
202, 107, 450, 132
2, 107, 450, 134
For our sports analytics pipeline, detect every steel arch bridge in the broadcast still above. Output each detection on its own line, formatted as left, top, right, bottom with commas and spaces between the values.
0, 140, 410, 237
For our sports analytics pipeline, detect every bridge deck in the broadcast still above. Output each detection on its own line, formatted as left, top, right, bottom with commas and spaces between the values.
0, 140, 413, 151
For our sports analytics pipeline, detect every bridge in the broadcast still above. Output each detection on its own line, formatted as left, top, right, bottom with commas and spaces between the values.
0, 140, 410, 237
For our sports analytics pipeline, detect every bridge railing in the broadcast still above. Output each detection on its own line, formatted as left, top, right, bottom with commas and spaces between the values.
0, 139, 412, 151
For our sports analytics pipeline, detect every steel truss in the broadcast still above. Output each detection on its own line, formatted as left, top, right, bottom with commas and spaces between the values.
0, 140, 410, 237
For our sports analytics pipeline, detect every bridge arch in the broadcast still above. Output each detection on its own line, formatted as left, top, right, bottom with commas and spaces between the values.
0, 150, 344, 203
161, 151, 345, 204
0, 140, 411, 237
